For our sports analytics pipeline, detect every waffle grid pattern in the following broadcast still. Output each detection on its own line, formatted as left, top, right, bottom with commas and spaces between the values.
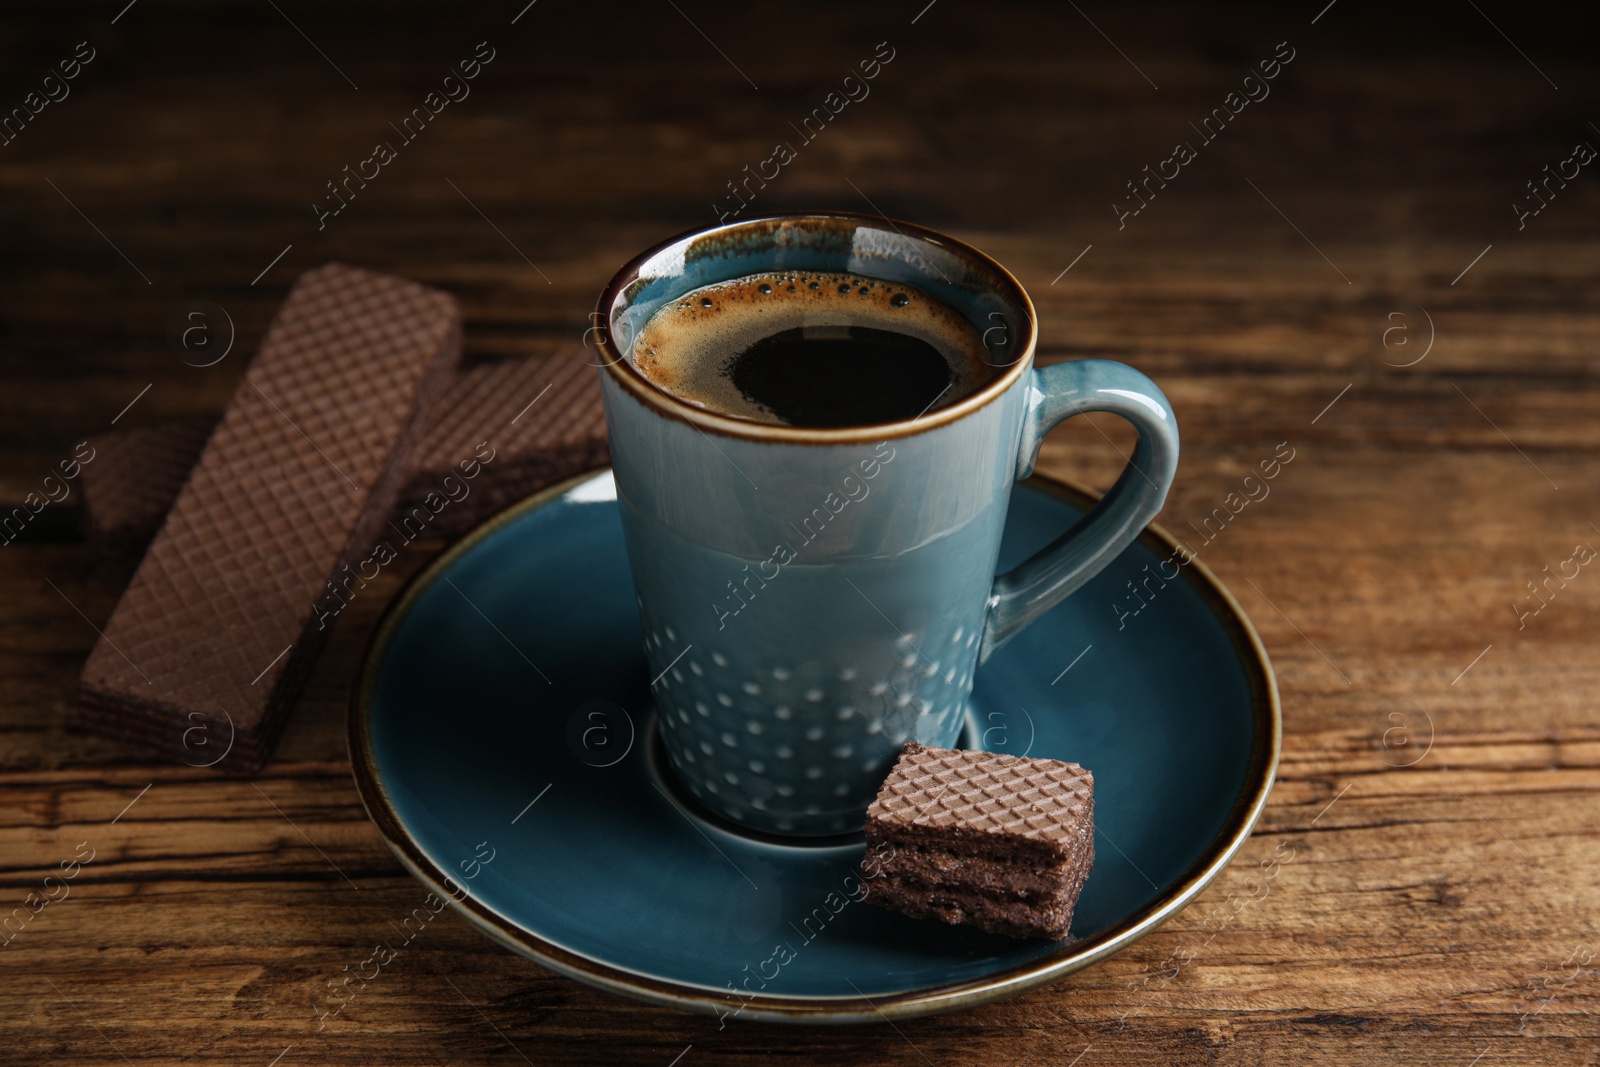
81, 263, 460, 737
80, 354, 609, 554
866, 742, 1093, 844
82, 421, 215, 540
410, 350, 606, 478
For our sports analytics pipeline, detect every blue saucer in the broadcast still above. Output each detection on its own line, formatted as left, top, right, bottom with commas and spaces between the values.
349, 469, 1279, 1023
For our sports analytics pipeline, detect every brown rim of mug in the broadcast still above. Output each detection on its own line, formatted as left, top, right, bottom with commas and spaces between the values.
347, 467, 1282, 1025
594, 211, 1040, 444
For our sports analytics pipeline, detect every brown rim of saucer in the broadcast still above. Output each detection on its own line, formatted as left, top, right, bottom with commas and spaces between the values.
347, 467, 1282, 1025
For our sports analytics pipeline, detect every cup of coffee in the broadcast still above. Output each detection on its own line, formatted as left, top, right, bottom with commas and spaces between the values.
594, 213, 1178, 836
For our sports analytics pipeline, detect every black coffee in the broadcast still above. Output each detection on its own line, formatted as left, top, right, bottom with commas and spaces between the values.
729, 324, 953, 427
630, 271, 994, 428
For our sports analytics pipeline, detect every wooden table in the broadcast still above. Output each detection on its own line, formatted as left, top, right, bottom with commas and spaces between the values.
3, 2, 1596, 1063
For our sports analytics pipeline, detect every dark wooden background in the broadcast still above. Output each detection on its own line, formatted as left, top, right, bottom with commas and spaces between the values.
3, 1, 1598, 1063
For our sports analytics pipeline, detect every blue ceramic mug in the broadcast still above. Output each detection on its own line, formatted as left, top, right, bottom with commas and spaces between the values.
595, 213, 1178, 836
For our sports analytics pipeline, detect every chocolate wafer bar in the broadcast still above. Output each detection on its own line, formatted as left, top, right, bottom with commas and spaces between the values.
80, 263, 461, 770
396, 351, 608, 537
863, 742, 1095, 940
79, 354, 608, 564
79, 419, 212, 570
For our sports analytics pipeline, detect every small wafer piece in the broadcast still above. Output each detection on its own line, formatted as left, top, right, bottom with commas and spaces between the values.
863, 741, 1095, 940
79, 263, 461, 770
78, 354, 608, 563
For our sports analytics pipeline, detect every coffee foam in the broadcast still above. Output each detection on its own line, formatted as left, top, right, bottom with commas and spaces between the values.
630, 272, 993, 424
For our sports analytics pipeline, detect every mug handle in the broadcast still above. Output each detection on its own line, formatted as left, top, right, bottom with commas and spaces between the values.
978, 359, 1179, 663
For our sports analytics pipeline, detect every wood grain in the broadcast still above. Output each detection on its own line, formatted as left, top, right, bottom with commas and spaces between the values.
3, 1, 1598, 1063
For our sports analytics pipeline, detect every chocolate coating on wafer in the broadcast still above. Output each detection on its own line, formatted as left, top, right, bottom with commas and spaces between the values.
397, 352, 609, 536
79, 354, 608, 561
80, 420, 213, 571
863, 741, 1095, 940
79, 263, 461, 770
